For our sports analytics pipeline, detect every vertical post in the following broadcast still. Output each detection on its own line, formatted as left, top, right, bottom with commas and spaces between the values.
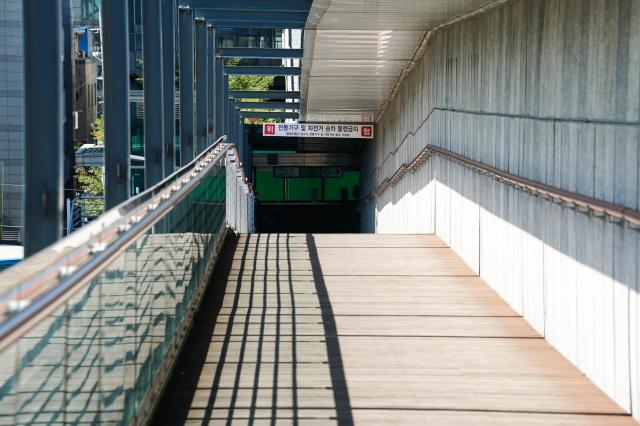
240, 113, 250, 178
23, 1, 63, 256
103, 0, 131, 209
222, 75, 229, 136
207, 25, 216, 144
227, 98, 233, 145
245, 119, 252, 180
178, 7, 194, 164
161, 0, 176, 176
142, 0, 164, 187
195, 18, 207, 155
215, 56, 223, 138
62, 0, 75, 198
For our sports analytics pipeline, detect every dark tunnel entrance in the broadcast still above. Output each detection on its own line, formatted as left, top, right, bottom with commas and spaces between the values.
247, 125, 365, 233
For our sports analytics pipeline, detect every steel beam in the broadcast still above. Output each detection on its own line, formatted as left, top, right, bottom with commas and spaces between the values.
218, 48, 303, 59
239, 112, 250, 178
235, 101, 300, 110
227, 98, 234, 144
221, 75, 229, 136
103, 0, 131, 210
215, 56, 223, 139
229, 90, 300, 99
178, 7, 194, 164
185, 0, 313, 13
23, 0, 63, 256
62, 0, 75, 195
195, 18, 207, 155
207, 25, 215, 145
240, 111, 299, 119
224, 66, 301, 76
198, 10, 308, 22
142, 0, 164, 187
201, 18, 305, 29
162, 0, 176, 176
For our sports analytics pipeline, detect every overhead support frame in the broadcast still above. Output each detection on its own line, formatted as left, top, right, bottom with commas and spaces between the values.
234, 101, 300, 110
239, 111, 300, 120
229, 90, 300, 99
184, 0, 313, 13
218, 48, 304, 59
223, 66, 302, 76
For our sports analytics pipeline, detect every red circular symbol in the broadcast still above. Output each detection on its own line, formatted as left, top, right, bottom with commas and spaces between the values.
361, 126, 373, 138
264, 124, 276, 135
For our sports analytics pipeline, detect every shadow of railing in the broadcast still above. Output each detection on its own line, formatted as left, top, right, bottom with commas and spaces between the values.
153, 233, 356, 425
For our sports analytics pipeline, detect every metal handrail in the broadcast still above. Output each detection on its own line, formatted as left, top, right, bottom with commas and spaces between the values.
369, 144, 640, 227
0, 136, 252, 350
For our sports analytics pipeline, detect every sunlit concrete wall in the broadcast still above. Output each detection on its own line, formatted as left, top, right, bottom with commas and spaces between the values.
362, 0, 640, 419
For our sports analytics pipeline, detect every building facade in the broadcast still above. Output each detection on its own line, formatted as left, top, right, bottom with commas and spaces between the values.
0, 0, 24, 241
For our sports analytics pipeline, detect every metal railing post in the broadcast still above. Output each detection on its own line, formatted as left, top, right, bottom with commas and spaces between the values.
195, 18, 208, 155
161, 0, 176, 176
23, 0, 63, 256
142, 0, 165, 187
102, 0, 131, 209
178, 7, 194, 164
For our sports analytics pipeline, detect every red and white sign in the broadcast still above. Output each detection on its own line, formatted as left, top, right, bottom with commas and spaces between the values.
263, 123, 374, 139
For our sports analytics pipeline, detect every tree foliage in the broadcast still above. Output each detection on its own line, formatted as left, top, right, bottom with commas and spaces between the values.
225, 58, 282, 124
226, 58, 274, 92
74, 166, 104, 195
91, 116, 104, 143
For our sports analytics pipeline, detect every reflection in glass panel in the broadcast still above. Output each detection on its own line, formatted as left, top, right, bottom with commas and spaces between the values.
0, 151, 231, 424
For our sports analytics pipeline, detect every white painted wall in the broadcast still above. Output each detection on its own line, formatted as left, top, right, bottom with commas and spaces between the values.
363, 0, 640, 419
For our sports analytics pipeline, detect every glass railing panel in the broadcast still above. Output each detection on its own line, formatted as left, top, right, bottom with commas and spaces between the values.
14, 302, 69, 425
0, 139, 258, 425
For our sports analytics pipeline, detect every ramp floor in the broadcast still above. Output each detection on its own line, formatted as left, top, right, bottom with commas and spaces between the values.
154, 234, 636, 425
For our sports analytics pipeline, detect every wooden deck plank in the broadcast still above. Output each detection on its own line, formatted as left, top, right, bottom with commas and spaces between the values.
153, 234, 637, 425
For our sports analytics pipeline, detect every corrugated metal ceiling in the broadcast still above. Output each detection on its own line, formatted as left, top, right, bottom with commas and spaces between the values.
301, 0, 498, 123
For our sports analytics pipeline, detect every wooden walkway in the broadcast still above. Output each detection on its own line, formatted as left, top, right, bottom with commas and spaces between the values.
155, 234, 636, 425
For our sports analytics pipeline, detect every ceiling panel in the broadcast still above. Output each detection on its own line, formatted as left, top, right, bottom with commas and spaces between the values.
301, 0, 496, 123
308, 30, 423, 60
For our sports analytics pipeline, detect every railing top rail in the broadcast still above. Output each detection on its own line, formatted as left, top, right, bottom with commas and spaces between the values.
369, 144, 640, 228
0, 136, 251, 350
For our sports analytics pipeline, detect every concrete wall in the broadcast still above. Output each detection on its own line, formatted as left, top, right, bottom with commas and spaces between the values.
0, 0, 23, 239
364, 0, 640, 419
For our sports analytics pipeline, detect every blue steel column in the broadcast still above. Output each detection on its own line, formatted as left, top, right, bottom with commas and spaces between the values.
142, 0, 164, 187
207, 25, 215, 144
194, 18, 207, 155
103, 0, 131, 209
234, 107, 241, 158
244, 119, 252, 179
62, 0, 75, 196
227, 98, 233, 144
222, 75, 229, 136
178, 7, 194, 164
215, 56, 223, 138
239, 111, 250, 178
161, 0, 176, 176
23, 1, 63, 255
